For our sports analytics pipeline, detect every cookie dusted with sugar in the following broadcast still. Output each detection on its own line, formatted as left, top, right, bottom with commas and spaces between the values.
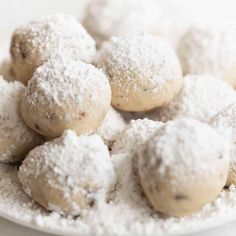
21, 60, 111, 138
18, 130, 116, 215
0, 77, 42, 163
10, 14, 96, 84
112, 118, 164, 196
156, 74, 236, 122
138, 118, 230, 217
112, 118, 163, 155
210, 103, 236, 186
177, 25, 236, 87
96, 107, 126, 149
96, 34, 183, 112
83, 0, 167, 47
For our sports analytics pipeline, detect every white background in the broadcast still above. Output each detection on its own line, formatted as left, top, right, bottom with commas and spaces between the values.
1, 0, 236, 235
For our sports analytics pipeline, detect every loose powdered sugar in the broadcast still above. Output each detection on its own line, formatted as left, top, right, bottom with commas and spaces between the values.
1, 155, 236, 235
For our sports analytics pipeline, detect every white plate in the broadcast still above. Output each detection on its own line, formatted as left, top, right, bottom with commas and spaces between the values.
1, 163, 236, 236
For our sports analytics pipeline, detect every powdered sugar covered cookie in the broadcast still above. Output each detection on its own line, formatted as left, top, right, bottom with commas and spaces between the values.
138, 118, 230, 217
21, 60, 111, 138
18, 130, 116, 215
112, 118, 164, 203
210, 103, 236, 186
177, 26, 236, 87
96, 107, 126, 149
112, 118, 163, 155
156, 74, 236, 122
10, 14, 96, 84
96, 34, 183, 112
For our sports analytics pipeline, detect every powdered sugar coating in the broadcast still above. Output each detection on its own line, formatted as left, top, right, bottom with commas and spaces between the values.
96, 33, 183, 112
10, 14, 96, 84
112, 119, 163, 201
210, 103, 236, 186
177, 25, 236, 87
21, 59, 111, 138
96, 107, 126, 149
111, 119, 164, 219
156, 74, 236, 122
112, 118, 163, 155
0, 77, 42, 163
83, 0, 167, 46
140, 118, 229, 178
138, 118, 230, 216
18, 130, 116, 215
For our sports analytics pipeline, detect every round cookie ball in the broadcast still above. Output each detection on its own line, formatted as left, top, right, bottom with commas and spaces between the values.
112, 118, 164, 189
21, 59, 111, 138
210, 103, 236, 186
177, 26, 236, 87
112, 118, 163, 155
138, 118, 230, 217
18, 130, 116, 215
156, 74, 236, 122
96, 34, 183, 112
83, 0, 168, 47
0, 76, 42, 163
96, 107, 126, 149
111, 119, 163, 207
10, 14, 96, 84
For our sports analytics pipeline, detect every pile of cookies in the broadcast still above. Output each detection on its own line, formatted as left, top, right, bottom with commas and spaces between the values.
1, 0, 236, 219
